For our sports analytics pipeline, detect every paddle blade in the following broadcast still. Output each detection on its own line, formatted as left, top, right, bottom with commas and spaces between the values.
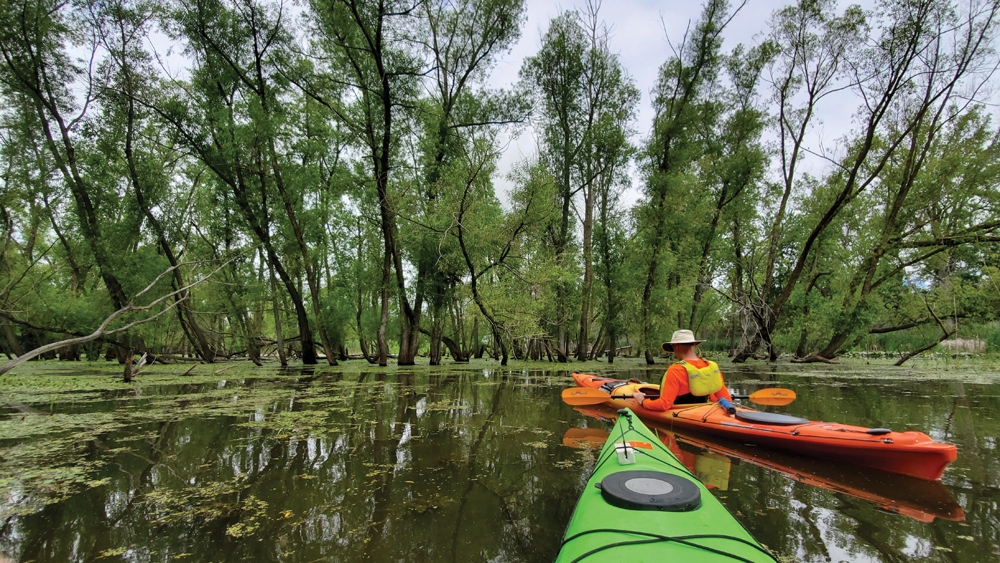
561, 387, 612, 405
748, 388, 796, 406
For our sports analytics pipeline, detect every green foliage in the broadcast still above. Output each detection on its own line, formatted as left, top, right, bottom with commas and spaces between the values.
0, 0, 997, 371
986, 325, 1000, 353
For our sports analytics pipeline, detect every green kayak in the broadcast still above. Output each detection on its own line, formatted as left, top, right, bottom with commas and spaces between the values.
555, 408, 778, 563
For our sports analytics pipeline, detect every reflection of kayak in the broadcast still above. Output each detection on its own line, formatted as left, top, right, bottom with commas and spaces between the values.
564, 417, 732, 491
555, 408, 778, 563
570, 373, 957, 481
570, 404, 965, 523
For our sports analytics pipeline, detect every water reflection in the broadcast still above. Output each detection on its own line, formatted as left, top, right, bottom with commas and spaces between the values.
0, 363, 996, 562
568, 403, 965, 523
1, 370, 582, 562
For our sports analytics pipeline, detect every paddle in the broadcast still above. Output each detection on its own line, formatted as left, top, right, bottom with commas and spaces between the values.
738, 388, 796, 405
561, 387, 796, 406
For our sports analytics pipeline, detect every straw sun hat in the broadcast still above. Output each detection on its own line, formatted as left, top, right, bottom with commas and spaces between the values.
661, 329, 706, 352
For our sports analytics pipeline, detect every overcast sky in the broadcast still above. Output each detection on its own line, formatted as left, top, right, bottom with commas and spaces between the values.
491, 0, 789, 131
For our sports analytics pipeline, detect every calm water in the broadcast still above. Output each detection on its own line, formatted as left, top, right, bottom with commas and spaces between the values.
0, 360, 997, 562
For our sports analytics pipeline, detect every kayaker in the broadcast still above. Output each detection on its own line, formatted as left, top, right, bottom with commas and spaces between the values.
632, 329, 735, 412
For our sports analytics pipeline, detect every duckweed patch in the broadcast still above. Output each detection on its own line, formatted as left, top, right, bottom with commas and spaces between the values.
140, 480, 269, 537
419, 400, 469, 411
364, 463, 397, 478
2, 362, 552, 521
237, 409, 332, 436
0, 370, 383, 518
0, 432, 115, 517
404, 493, 453, 514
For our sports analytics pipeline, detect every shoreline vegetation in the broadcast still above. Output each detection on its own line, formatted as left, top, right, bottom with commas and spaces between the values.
3, 355, 999, 394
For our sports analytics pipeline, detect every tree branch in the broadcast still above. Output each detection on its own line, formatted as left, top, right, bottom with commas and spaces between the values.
0, 258, 236, 375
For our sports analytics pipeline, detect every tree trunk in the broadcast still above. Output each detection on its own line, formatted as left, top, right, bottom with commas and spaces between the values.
1, 320, 26, 357
471, 316, 482, 359
121, 351, 135, 384
269, 263, 287, 367
439, 334, 468, 362
588, 324, 603, 361
577, 178, 595, 361
377, 246, 391, 367
894, 329, 956, 366
428, 320, 442, 366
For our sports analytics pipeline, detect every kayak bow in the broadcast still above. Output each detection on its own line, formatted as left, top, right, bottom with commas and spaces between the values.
555, 408, 778, 563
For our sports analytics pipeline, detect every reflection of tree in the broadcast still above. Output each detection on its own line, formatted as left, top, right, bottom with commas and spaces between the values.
362, 372, 422, 558
134, 418, 184, 489
450, 377, 530, 562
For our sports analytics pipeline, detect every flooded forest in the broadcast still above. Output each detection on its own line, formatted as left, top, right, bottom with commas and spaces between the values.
1, 0, 1000, 559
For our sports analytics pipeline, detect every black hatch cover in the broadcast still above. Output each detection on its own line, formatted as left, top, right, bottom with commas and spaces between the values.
598, 470, 701, 512
735, 410, 810, 426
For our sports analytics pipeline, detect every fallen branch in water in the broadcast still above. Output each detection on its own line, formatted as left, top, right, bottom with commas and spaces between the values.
213, 362, 244, 375
791, 354, 839, 364
894, 297, 956, 366
0, 260, 231, 377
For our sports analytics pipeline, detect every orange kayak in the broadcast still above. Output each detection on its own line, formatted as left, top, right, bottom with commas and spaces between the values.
570, 372, 957, 481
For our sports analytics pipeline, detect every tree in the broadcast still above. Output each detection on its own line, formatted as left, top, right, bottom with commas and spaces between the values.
409, 0, 527, 364
0, 0, 156, 362
637, 0, 736, 363
737, 0, 867, 359
0, 260, 230, 379
736, 0, 1000, 362
686, 42, 772, 334
810, 106, 1000, 361
572, 2, 638, 361
456, 156, 554, 366
89, 0, 219, 362
520, 11, 586, 357
305, 0, 422, 366
593, 157, 632, 363
160, 0, 325, 363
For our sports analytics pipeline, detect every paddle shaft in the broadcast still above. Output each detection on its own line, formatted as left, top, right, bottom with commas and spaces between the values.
607, 394, 735, 412
562, 386, 796, 406
608, 393, 750, 399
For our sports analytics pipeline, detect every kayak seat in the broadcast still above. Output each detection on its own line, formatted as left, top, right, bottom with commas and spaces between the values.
599, 380, 631, 393
637, 386, 660, 399
735, 410, 810, 426
673, 392, 709, 405
597, 470, 701, 512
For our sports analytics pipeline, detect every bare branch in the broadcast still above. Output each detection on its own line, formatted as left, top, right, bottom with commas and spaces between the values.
0, 257, 237, 376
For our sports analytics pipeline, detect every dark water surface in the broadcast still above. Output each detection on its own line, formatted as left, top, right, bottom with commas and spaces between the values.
0, 359, 997, 562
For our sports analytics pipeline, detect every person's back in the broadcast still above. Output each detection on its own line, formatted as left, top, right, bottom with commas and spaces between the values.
633, 330, 732, 411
